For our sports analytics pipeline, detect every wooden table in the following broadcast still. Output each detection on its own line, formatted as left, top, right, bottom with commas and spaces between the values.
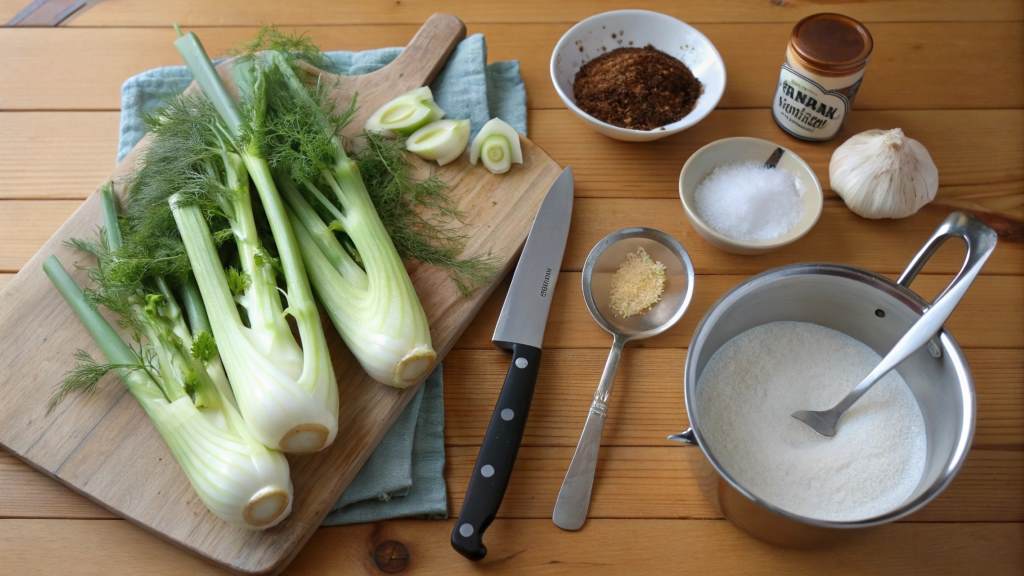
1, 1, 1021, 574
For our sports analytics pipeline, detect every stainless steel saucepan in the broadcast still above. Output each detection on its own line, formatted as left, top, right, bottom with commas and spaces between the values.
669, 212, 997, 545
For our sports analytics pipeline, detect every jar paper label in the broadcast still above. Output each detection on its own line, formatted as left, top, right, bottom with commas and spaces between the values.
772, 64, 857, 141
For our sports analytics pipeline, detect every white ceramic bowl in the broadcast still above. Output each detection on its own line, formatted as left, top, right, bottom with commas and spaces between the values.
550, 10, 726, 142
679, 137, 823, 255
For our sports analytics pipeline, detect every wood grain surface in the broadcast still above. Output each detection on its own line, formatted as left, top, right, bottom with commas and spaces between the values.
0, 1, 1021, 575
3, 23, 1023, 111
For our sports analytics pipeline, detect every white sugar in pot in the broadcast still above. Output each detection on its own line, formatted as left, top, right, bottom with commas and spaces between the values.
669, 213, 996, 545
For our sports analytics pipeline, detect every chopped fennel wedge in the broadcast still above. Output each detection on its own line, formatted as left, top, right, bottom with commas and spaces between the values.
469, 117, 523, 174
406, 119, 470, 166
365, 86, 444, 136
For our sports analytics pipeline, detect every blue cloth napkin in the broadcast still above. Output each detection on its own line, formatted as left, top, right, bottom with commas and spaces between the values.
116, 34, 526, 524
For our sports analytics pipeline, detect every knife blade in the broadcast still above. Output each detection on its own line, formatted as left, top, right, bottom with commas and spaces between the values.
451, 167, 574, 560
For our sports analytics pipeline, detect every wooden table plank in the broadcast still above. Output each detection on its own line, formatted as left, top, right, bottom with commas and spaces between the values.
3, 109, 1020, 209
0, 112, 119, 200
445, 447, 1024, 522
443, 348, 1024, 447
2, 444, 1019, 522
0, 518, 1019, 575
531, 109, 1024, 211
1, 23, 1021, 111
46, 0, 1024, 26
0, 0, 22, 24
299, 520, 1024, 575
4, 199, 1022, 275
458, 274, 1024, 351
0, 450, 113, 519
2, 345, 1019, 522
1, 341, 1020, 522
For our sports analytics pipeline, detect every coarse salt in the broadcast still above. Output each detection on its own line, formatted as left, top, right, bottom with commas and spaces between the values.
693, 161, 803, 242
696, 321, 927, 521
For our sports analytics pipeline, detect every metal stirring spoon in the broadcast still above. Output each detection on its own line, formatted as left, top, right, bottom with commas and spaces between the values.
552, 227, 695, 531
792, 214, 997, 437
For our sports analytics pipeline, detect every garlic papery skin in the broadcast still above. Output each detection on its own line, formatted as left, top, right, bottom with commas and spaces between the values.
829, 128, 938, 219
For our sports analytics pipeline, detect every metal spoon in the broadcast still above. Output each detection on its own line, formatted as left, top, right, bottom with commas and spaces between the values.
792, 214, 997, 437
764, 147, 785, 169
552, 227, 695, 531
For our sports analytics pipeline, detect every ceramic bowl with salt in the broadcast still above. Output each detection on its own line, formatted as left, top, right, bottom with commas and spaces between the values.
679, 137, 823, 255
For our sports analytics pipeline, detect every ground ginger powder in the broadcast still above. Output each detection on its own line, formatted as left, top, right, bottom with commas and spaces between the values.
609, 247, 666, 318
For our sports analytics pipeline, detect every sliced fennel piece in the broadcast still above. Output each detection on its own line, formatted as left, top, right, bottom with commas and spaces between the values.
469, 117, 523, 174
172, 30, 339, 453
406, 119, 470, 166
365, 86, 445, 136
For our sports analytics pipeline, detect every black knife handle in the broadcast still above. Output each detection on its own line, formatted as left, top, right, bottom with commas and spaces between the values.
451, 343, 541, 560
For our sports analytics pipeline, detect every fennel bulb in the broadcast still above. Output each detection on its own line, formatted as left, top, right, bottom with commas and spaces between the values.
45, 186, 292, 529
240, 50, 438, 388
168, 31, 339, 453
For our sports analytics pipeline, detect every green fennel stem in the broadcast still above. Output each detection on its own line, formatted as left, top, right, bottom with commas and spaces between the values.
173, 32, 243, 136
222, 152, 290, 338
279, 177, 368, 290
98, 186, 193, 404
180, 278, 209, 333
100, 184, 124, 251
43, 256, 165, 406
242, 150, 327, 381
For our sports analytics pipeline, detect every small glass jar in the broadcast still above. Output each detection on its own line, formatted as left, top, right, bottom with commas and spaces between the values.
772, 13, 874, 142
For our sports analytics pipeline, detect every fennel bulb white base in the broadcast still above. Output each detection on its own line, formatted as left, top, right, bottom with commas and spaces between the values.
172, 199, 339, 454
146, 396, 294, 530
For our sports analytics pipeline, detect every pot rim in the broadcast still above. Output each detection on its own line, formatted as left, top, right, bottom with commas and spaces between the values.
683, 262, 976, 529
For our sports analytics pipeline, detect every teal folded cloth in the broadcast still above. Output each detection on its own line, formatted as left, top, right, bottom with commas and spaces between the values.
116, 34, 526, 525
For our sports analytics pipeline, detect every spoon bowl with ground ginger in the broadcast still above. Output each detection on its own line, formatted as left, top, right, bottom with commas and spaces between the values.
553, 227, 695, 531
582, 227, 695, 341
550, 10, 726, 142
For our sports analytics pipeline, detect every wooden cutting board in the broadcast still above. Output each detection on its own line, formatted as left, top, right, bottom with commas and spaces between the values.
0, 13, 563, 575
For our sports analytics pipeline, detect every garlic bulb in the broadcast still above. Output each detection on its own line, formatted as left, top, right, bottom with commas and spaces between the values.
829, 128, 938, 219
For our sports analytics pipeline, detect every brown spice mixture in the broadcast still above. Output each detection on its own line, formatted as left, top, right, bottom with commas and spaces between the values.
573, 45, 703, 130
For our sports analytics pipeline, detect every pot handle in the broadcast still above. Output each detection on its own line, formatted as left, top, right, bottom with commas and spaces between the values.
667, 428, 697, 445
897, 212, 997, 301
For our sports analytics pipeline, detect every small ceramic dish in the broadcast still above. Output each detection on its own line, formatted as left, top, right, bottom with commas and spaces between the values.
679, 137, 823, 255
549, 10, 726, 142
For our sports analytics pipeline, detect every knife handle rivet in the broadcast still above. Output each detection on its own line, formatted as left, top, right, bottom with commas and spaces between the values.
515, 357, 529, 369
459, 523, 475, 537
481, 464, 495, 478
500, 408, 515, 421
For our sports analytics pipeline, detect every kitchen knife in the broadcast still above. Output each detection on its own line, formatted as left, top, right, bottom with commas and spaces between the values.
451, 167, 574, 561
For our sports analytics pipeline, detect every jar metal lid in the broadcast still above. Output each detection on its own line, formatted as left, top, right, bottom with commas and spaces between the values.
790, 13, 874, 76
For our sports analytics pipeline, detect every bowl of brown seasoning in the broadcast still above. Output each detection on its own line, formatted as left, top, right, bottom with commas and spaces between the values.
550, 10, 726, 142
